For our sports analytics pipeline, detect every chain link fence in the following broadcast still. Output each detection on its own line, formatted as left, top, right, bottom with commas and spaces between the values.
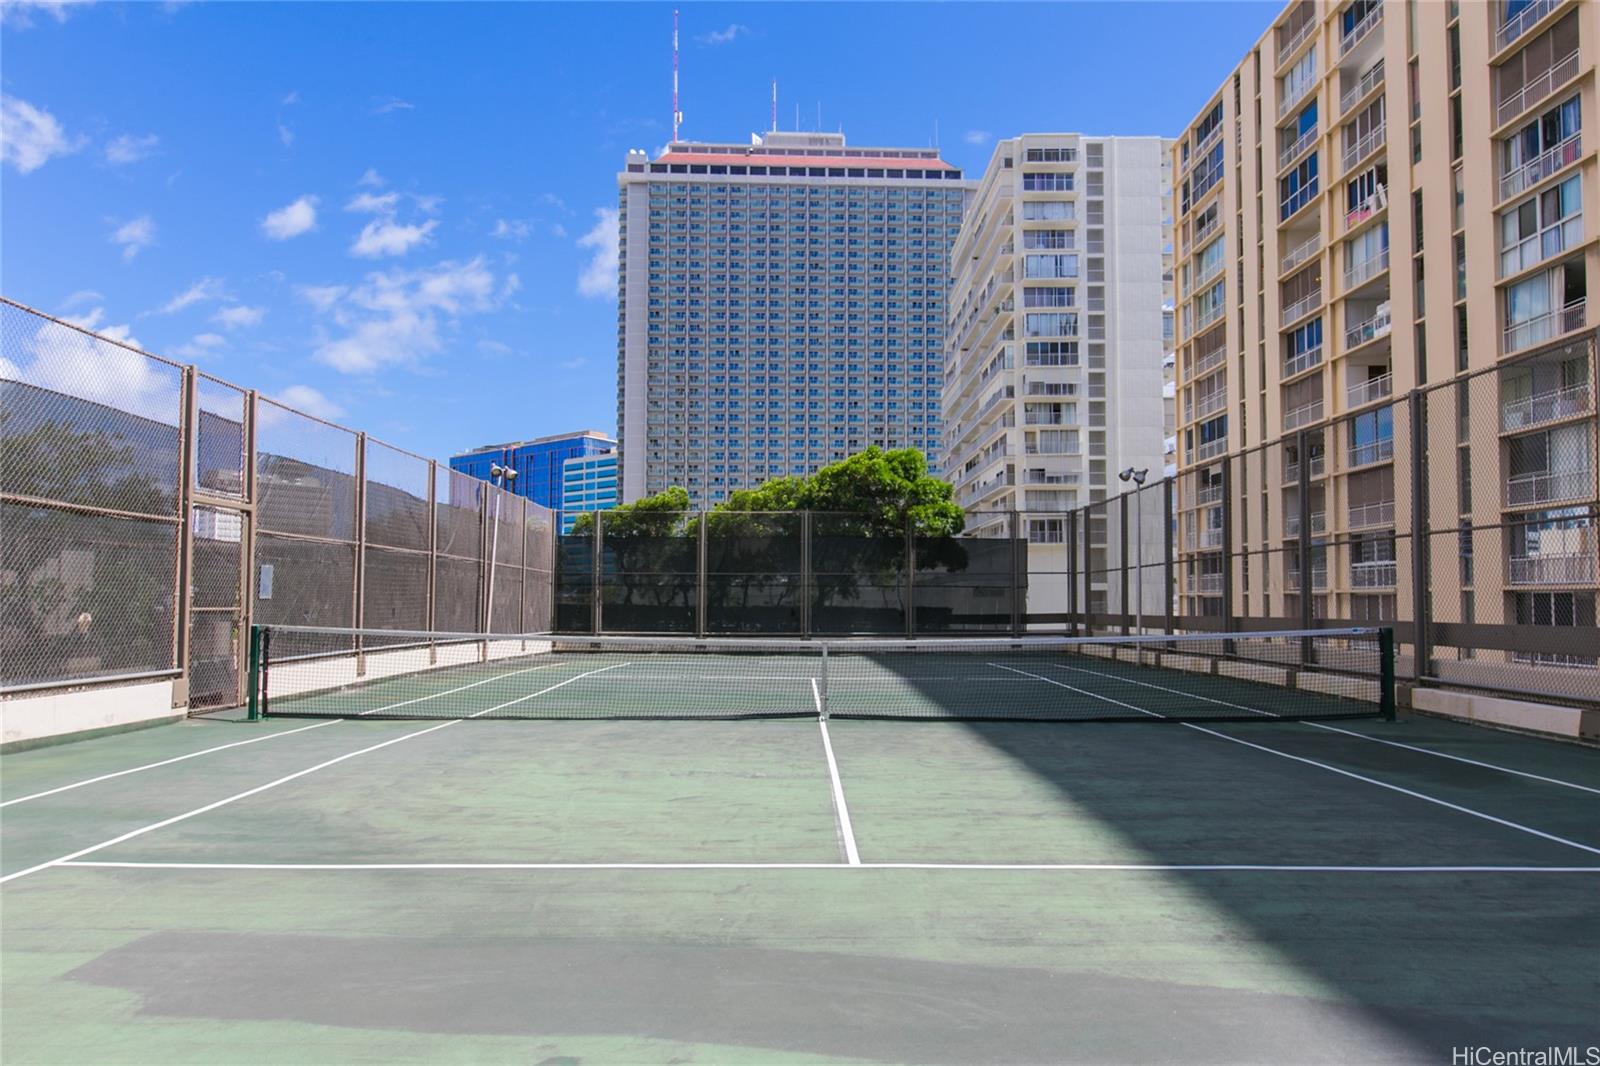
0, 297, 556, 709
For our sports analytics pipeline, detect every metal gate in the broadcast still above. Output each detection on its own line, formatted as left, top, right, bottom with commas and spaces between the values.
188, 505, 247, 709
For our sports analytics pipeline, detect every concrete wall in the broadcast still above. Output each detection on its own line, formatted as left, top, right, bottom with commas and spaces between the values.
1, 679, 183, 751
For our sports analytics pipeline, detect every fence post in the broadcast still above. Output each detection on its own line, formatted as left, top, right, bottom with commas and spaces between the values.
1010, 510, 1023, 638
800, 510, 812, 638
1220, 455, 1235, 633
426, 461, 438, 638
1118, 492, 1131, 635
696, 509, 708, 639
905, 514, 916, 638
1297, 428, 1314, 661
1379, 625, 1397, 721
245, 624, 262, 721
1163, 478, 1175, 636
173, 366, 196, 707
1409, 389, 1430, 684
592, 508, 604, 636
1065, 508, 1078, 636
353, 432, 367, 672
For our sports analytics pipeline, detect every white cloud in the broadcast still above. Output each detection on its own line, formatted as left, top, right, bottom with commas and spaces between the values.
477, 339, 513, 357
277, 122, 294, 147
0, 0, 93, 28
110, 215, 155, 260
576, 207, 619, 298
550, 222, 568, 239
296, 283, 346, 312
697, 23, 749, 45
412, 193, 443, 214
371, 96, 414, 115
281, 90, 300, 105
273, 384, 344, 420
1, 94, 81, 173
171, 332, 226, 359
560, 357, 586, 370
356, 167, 385, 188
541, 192, 570, 213
3, 305, 182, 427
105, 132, 159, 165
306, 256, 505, 374
152, 276, 227, 315
345, 190, 401, 214
491, 218, 532, 241
350, 217, 438, 258
60, 288, 102, 309
261, 195, 318, 240
963, 129, 991, 146
212, 304, 266, 330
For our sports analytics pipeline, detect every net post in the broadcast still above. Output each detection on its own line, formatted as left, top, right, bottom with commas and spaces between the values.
1379, 625, 1397, 721
245, 624, 263, 721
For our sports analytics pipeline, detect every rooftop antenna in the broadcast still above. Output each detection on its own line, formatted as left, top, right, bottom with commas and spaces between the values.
770, 78, 777, 133
671, 9, 683, 143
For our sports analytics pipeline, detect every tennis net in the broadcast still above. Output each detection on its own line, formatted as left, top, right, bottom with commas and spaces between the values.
250, 625, 1395, 723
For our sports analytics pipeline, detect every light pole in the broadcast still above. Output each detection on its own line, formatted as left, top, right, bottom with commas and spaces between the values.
1119, 467, 1149, 634
487, 463, 517, 631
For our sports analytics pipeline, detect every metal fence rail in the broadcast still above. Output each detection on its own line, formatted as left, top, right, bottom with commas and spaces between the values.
0, 297, 555, 709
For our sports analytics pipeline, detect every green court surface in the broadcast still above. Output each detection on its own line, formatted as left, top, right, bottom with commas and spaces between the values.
2, 704, 1597, 1063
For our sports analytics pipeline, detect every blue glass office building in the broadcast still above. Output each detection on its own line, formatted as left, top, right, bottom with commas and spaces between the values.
560, 449, 619, 532
450, 430, 615, 511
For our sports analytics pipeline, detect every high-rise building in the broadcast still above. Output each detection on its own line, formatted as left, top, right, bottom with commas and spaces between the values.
944, 134, 1175, 547
451, 430, 615, 510
615, 131, 973, 505
1170, 0, 1597, 698
560, 448, 619, 533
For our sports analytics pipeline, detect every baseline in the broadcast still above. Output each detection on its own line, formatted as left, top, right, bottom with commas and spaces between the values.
53, 860, 1600, 873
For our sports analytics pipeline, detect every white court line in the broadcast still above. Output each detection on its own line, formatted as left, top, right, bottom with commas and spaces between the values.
353, 662, 559, 716
1033, 657, 1600, 796
0, 721, 340, 808
990, 664, 1600, 859
0, 662, 634, 886
815, 679, 861, 866
53, 860, 1600, 873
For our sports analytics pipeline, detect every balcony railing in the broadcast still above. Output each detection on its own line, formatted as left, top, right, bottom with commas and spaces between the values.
1280, 126, 1319, 170
1499, 213, 1583, 279
1191, 391, 1227, 420
1340, 3, 1382, 55
1281, 232, 1321, 274
1496, 0, 1559, 52
1344, 248, 1390, 290
1277, 14, 1317, 68
1350, 560, 1398, 588
1187, 344, 1227, 382
1285, 453, 1326, 482
1509, 552, 1597, 586
1345, 305, 1392, 350
1503, 299, 1587, 354
1193, 255, 1225, 289
1345, 186, 1387, 230
1286, 566, 1329, 591
1347, 373, 1393, 408
1495, 50, 1580, 129
1195, 484, 1223, 505
1342, 122, 1386, 172
1284, 510, 1327, 536
1284, 344, 1325, 379
1500, 381, 1593, 431
1278, 75, 1317, 119
1281, 182, 1319, 221
1195, 301, 1226, 331
1349, 437, 1394, 467
1190, 212, 1221, 250
1340, 59, 1385, 114
1284, 398, 1325, 431
1197, 572, 1224, 595
1348, 499, 1395, 528
1506, 467, 1594, 507
1196, 436, 1229, 461
1199, 527, 1224, 549
1499, 132, 1582, 203
1282, 290, 1322, 325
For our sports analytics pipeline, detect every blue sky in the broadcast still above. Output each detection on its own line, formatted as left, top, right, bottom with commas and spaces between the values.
2, 0, 1271, 461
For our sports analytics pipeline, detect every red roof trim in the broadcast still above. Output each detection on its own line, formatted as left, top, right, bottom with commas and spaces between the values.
654, 152, 958, 172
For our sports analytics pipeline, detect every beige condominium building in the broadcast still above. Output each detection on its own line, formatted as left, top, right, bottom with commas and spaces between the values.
1170, 0, 1598, 704
944, 134, 1174, 617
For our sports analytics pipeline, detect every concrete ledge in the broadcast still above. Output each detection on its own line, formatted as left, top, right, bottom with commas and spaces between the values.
1412, 687, 1600, 742
1, 678, 183, 751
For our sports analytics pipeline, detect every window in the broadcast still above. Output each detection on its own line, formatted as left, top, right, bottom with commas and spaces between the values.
1184, 139, 1225, 211
1495, 14, 1579, 118
1023, 286, 1075, 308
1195, 236, 1226, 280
1025, 312, 1080, 337
1348, 406, 1394, 465
1025, 147, 1077, 163
1500, 175, 1582, 275
1023, 229, 1074, 249
1502, 96, 1582, 175
1023, 172, 1074, 192
1024, 254, 1080, 279
1023, 201, 1075, 221
1285, 317, 1324, 374
1025, 341, 1080, 366
1192, 100, 1224, 151
1280, 154, 1319, 220
1281, 45, 1318, 107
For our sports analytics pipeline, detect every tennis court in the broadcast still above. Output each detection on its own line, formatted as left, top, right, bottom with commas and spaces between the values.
2, 629, 1597, 1063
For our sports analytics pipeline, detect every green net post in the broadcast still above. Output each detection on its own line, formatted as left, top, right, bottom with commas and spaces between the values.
246, 624, 264, 721
1378, 626, 1396, 722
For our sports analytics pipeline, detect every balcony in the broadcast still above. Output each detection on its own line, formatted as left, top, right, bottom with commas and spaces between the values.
1281, 183, 1320, 222
1188, 344, 1227, 381
1503, 300, 1587, 354
1191, 390, 1227, 420
1284, 398, 1325, 431
1285, 453, 1326, 482
1195, 483, 1223, 505
1344, 248, 1390, 290
1348, 499, 1395, 529
1196, 436, 1229, 461
1506, 467, 1594, 507
1350, 560, 1398, 588
1500, 381, 1593, 431
1340, 4, 1382, 55
1500, 213, 1583, 279
1345, 187, 1387, 231
1199, 527, 1225, 549
1024, 469, 1076, 485
1282, 290, 1323, 325
1278, 75, 1317, 119
1280, 126, 1319, 171
1284, 510, 1327, 536
1286, 566, 1329, 591
1345, 305, 1392, 351
1281, 232, 1321, 275
1193, 255, 1226, 289
1496, 0, 1560, 53
1284, 344, 1325, 379
1342, 122, 1386, 172
1190, 212, 1221, 249
1277, 14, 1317, 69
1495, 50, 1580, 129
1347, 373, 1393, 409
1197, 572, 1224, 595
1340, 59, 1385, 115
1349, 437, 1394, 467
1499, 132, 1582, 203
1194, 301, 1226, 332
1509, 552, 1597, 586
